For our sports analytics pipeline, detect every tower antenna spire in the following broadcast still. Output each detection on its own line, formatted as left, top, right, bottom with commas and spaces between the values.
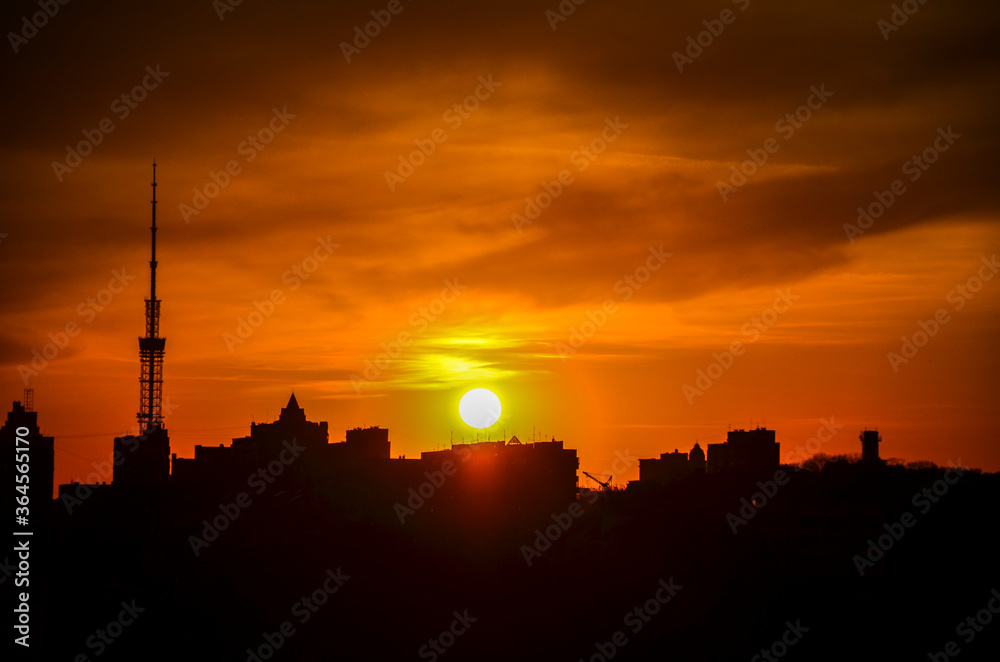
138, 160, 166, 431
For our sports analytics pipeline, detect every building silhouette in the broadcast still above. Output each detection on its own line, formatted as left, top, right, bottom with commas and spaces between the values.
422, 435, 579, 506
861, 428, 882, 466
168, 392, 579, 522
171, 393, 391, 484
639, 442, 706, 483
112, 426, 170, 487
1, 390, 55, 509
707, 426, 780, 474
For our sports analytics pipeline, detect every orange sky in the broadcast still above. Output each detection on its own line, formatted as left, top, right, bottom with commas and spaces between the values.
2, 0, 998, 493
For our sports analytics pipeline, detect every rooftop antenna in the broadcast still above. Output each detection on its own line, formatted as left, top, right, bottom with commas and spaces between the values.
137, 160, 166, 432
23, 387, 34, 412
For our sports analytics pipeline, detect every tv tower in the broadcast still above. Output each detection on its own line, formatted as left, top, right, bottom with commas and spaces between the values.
138, 161, 166, 431
113, 162, 171, 487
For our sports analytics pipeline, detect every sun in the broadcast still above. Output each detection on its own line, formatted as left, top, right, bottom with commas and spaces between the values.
459, 388, 502, 429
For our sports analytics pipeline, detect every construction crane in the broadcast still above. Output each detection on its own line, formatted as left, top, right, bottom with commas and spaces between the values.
583, 471, 612, 491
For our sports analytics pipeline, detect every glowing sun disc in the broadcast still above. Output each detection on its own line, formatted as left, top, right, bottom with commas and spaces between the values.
459, 388, 502, 429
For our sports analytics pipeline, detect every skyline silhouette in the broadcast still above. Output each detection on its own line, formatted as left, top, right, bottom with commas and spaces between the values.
5, 384, 998, 661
